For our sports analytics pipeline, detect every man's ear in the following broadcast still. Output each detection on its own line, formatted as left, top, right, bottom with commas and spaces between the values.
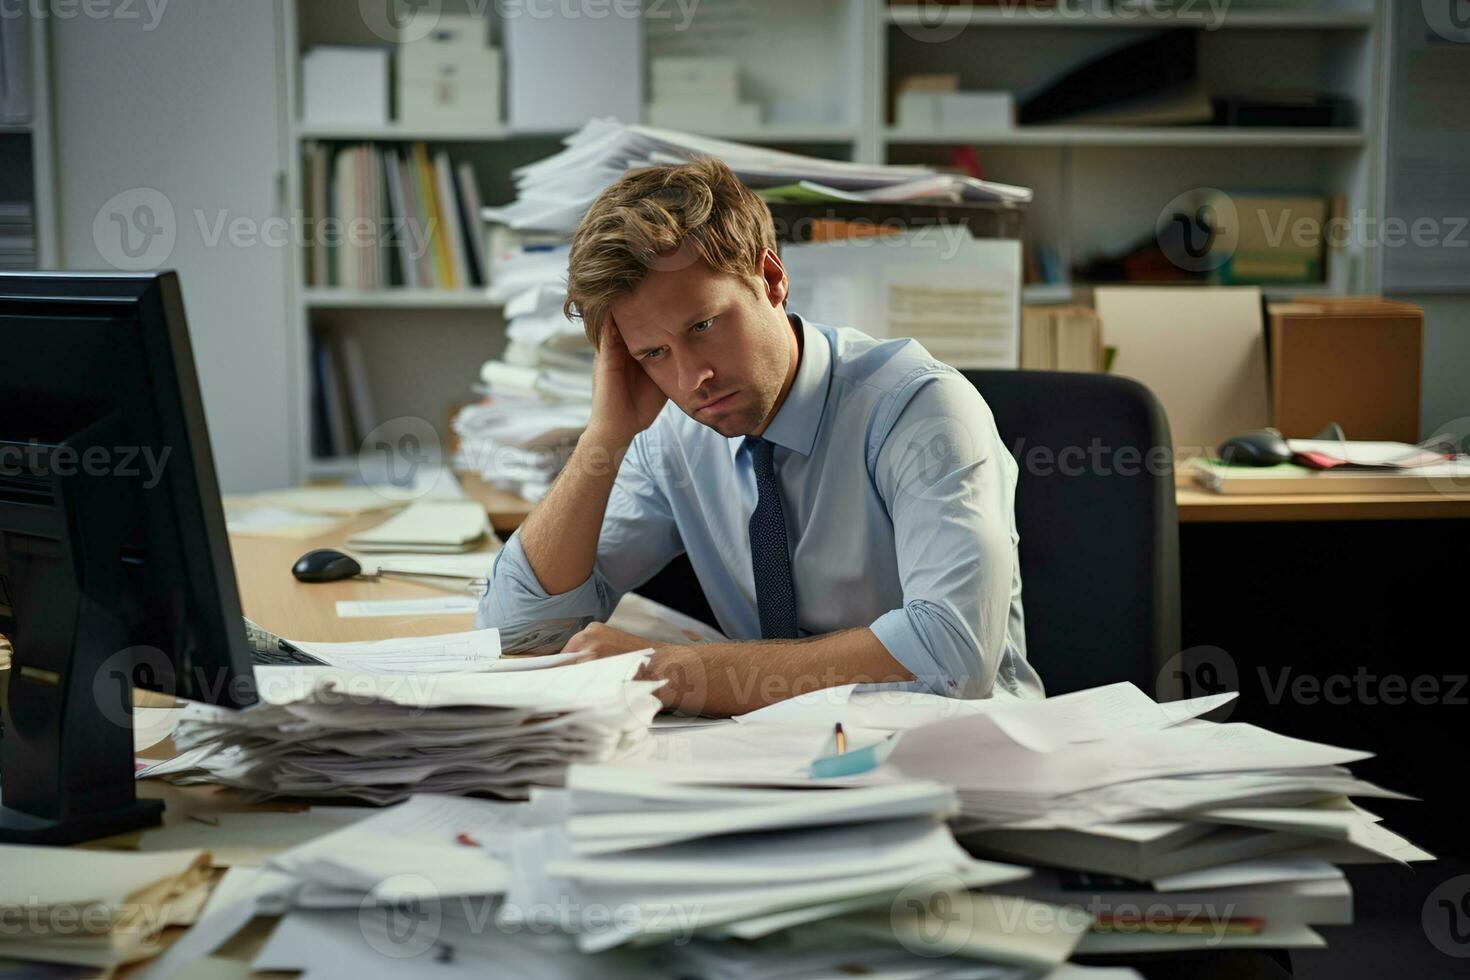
758, 248, 788, 307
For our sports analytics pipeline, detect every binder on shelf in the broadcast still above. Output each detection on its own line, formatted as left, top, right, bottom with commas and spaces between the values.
302, 141, 488, 293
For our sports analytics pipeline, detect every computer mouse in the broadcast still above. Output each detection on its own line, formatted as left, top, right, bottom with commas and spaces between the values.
1218, 429, 1293, 467
291, 548, 363, 583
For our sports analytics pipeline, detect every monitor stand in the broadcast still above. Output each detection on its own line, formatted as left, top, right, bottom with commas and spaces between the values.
0, 421, 167, 844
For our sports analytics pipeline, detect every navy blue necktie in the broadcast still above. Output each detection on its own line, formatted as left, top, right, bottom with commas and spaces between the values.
747, 437, 799, 639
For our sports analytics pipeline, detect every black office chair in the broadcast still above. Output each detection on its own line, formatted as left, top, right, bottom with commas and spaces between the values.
963, 370, 1180, 696
635, 369, 1181, 699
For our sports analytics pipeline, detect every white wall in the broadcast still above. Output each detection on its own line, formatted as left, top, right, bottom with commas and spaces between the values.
47, 0, 294, 492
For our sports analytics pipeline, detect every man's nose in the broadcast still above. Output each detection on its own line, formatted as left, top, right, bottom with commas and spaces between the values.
675, 350, 714, 393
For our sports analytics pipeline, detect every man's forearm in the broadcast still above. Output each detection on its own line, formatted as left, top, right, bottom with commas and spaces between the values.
653, 628, 913, 717
517, 434, 627, 596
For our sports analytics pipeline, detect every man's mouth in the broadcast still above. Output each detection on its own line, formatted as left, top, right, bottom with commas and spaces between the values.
696, 391, 739, 415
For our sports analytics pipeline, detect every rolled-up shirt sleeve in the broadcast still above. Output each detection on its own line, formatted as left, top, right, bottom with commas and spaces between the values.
867, 371, 1018, 699
475, 426, 683, 652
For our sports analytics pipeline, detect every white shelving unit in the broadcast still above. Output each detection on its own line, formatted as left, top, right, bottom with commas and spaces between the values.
283, 0, 1389, 480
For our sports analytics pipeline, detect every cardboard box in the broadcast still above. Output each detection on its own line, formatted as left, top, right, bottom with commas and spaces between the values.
1267, 297, 1423, 442
937, 91, 1014, 131
302, 46, 389, 126
398, 49, 500, 128
1020, 305, 1102, 372
1219, 194, 1329, 286
650, 56, 741, 105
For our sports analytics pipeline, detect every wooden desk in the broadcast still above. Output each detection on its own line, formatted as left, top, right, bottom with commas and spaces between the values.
1175, 477, 1470, 523
458, 472, 537, 535
457, 465, 1470, 529
231, 512, 487, 643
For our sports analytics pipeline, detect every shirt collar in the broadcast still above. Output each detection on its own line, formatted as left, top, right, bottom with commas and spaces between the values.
728, 313, 831, 461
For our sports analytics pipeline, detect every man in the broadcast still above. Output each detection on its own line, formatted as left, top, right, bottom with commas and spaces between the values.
477, 158, 1043, 716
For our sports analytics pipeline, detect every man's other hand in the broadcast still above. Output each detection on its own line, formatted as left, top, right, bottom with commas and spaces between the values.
562, 623, 704, 713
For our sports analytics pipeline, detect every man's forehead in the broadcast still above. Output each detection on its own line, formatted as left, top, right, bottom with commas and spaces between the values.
611, 266, 723, 344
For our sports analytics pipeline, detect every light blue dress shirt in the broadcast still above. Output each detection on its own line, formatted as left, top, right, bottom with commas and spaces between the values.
476, 315, 1044, 700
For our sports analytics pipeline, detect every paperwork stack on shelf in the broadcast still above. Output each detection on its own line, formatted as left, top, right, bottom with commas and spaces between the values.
138, 652, 661, 805
483, 119, 1031, 235
0, 847, 213, 970
455, 252, 592, 501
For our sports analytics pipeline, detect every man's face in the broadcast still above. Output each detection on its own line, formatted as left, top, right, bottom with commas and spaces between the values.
609, 252, 797, 439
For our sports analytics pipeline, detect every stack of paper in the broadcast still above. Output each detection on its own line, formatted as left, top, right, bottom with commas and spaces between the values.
346, 499, 492, 554
629, 683, 1432, 956
138, 653, 661, 804
455, 250, 592, 502
0, 847, 212, 971
483, 119, 1031, 234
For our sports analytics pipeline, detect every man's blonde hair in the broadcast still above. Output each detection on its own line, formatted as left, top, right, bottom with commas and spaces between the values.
564, 158, 777, 349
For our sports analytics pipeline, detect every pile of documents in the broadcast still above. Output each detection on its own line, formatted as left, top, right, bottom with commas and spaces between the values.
483, 119, 1031, 234
455, 249, 592, 501
150, 784, 1121, 979
0, 847, 212, 971
609, 682, 1431, 957
139, 652, 661, 805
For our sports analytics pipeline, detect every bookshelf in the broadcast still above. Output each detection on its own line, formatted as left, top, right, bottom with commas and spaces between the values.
282, 0, 1391, 480
0, 13, 57, 272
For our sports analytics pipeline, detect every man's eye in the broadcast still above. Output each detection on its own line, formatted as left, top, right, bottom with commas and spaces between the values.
692, 318, 714, 334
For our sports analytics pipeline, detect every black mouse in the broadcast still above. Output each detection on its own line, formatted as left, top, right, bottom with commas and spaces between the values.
292, 548, 363, 583
1218, 429, 1293, 467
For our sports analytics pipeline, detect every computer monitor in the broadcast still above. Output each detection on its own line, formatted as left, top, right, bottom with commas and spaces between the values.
0, 271, 257, 844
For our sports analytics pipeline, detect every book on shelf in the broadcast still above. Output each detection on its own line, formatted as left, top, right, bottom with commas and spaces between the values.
309, 330, 379, 462
302, 141, 487, 294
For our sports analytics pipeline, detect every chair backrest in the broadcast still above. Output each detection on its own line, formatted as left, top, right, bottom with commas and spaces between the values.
962, 370, 1181, 696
